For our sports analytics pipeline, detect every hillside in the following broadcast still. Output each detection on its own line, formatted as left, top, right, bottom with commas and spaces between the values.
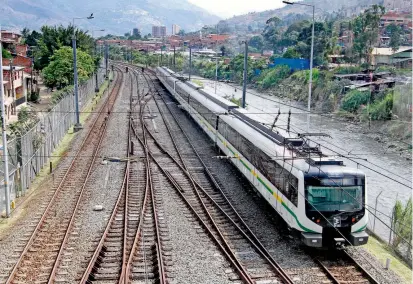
2, 0, 221, 34
217, 0, 384, 33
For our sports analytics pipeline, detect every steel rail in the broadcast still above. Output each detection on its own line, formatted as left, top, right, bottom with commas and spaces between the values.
127, 64, 292, 283
79, 65, 132, 284
6, 69, 123, 284
48, 67, 125, 283
120, 69, 166, 284
130, 122, 252, 284
141, 69, 293, 283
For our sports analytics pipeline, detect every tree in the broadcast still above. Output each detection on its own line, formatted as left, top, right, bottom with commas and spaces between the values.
178, 30, 185, 36
386, 23, 402, 52
262, 17, 282, 49
42, 46, 94, 89
248, 36, 264, 52
351, 5, 385, 64
283, 47, 301, 58
2, 48, 12, 59
34, 25, 94, 70
295, 21, 332, 66
220, 45, 226, 56
392, 197, 412, 250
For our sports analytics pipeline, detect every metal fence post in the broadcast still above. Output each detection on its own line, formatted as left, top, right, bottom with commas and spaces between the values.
373, 191, 383, 232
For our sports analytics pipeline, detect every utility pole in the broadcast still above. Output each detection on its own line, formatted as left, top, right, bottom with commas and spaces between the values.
283, 1, 314, 131
9, 60, 17, 115
189, 46, 192, 80
173, 46, 176, 71
72, 14, 94, 131
214, 41, 218, 94
307, 5, 315, 132
242, 41, 248, 108
105, 43, 109, 78
0, 28, 11, 217
72, 30, 82, 131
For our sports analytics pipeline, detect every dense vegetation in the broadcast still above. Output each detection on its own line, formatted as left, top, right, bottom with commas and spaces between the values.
22, 25, 97, 90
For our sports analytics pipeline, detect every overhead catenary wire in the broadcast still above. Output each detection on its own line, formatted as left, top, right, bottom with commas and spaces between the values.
133, 64, 405, 282
152, 65, 412, 247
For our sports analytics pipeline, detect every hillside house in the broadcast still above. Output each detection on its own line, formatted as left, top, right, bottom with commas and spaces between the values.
371, 46, 412, 67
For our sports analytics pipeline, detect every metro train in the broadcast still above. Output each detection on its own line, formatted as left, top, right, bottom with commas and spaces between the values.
155, 67, 369, 248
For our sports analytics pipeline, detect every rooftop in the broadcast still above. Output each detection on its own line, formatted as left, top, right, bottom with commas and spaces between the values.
2, 66, 25, 71
371, 46, 412, 56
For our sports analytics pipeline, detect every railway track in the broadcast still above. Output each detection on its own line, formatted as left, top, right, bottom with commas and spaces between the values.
128, 66, 294, 284
313, 249, 379, 284
5, 69, 124, 284
80, 66, 168, 284
110, 64, 384, 284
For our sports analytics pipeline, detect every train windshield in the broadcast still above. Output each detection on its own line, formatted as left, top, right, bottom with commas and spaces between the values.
305, 177, 364, 212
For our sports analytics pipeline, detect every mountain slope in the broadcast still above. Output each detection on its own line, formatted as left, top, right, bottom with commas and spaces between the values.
2, 0, 221, 34
217, 0, 384, 33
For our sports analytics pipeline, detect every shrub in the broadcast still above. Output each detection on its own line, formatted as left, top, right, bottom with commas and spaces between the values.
340, 90, 370, 113
256, 65, 290, 89
334, 66, 362, 74
367, 93, 393, 120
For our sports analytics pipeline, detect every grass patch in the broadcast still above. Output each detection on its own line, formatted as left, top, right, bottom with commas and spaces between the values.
364, 236, 412, 283
192, 79, 204, 88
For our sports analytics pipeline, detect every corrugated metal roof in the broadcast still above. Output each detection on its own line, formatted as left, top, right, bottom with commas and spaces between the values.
372, 46, 412, 55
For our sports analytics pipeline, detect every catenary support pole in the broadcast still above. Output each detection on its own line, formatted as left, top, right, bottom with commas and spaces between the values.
215, 41, 218, 94
173, 46, 176, 71
0, 28, 11, 217
307, 5, 315, 132
189, 46, 192, 80
242, 41, 248, 108
72, 31, 82, 131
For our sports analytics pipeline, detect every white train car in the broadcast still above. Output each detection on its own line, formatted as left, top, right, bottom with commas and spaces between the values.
156, 67, 369, 248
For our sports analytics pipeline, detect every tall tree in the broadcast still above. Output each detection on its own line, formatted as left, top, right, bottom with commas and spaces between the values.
262, 17, 282, 50
248, 36, 264, 52
386, 23, 402, 52
35, 25, 94, 70
42, 46, 94, 89
351, 5, 385, 64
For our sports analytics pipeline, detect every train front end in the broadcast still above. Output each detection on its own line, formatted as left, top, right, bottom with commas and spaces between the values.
300, 166, 369, 248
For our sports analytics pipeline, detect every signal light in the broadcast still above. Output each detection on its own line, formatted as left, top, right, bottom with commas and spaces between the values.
316, 219, 320, 223
352, 217, 356, 223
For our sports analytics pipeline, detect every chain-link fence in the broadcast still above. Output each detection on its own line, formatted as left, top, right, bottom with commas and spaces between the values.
368, 193, 412, 266
0, 68, 105, 214
392, 83, 412, 121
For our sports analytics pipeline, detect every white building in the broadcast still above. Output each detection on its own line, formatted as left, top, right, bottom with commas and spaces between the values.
172, 24, 180, 35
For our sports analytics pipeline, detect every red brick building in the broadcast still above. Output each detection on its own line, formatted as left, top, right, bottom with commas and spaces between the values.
3, 56, 32, 73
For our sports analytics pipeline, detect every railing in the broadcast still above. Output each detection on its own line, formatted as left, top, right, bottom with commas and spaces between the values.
0, 67, 105, 214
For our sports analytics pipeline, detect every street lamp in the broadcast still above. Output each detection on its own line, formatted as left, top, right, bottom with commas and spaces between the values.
72, 13, 94, 132
283, 0, 315, 131
91, 29, 105, 92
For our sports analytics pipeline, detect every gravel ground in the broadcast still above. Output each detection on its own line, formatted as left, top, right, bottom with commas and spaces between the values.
141, 93, 234, 284
156, 89, 403, 284
0, 76, 117, 282
54, 71, 130, 283
346, 246, 404, 284
152, 162, 234, 284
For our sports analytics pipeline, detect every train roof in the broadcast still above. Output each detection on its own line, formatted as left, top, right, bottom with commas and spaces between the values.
198, 89, 239, 111
157, 67, 361, 176
176, 81, 229, 114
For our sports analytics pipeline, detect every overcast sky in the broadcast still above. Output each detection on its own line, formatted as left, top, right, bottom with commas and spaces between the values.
188, 0, 286, 18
